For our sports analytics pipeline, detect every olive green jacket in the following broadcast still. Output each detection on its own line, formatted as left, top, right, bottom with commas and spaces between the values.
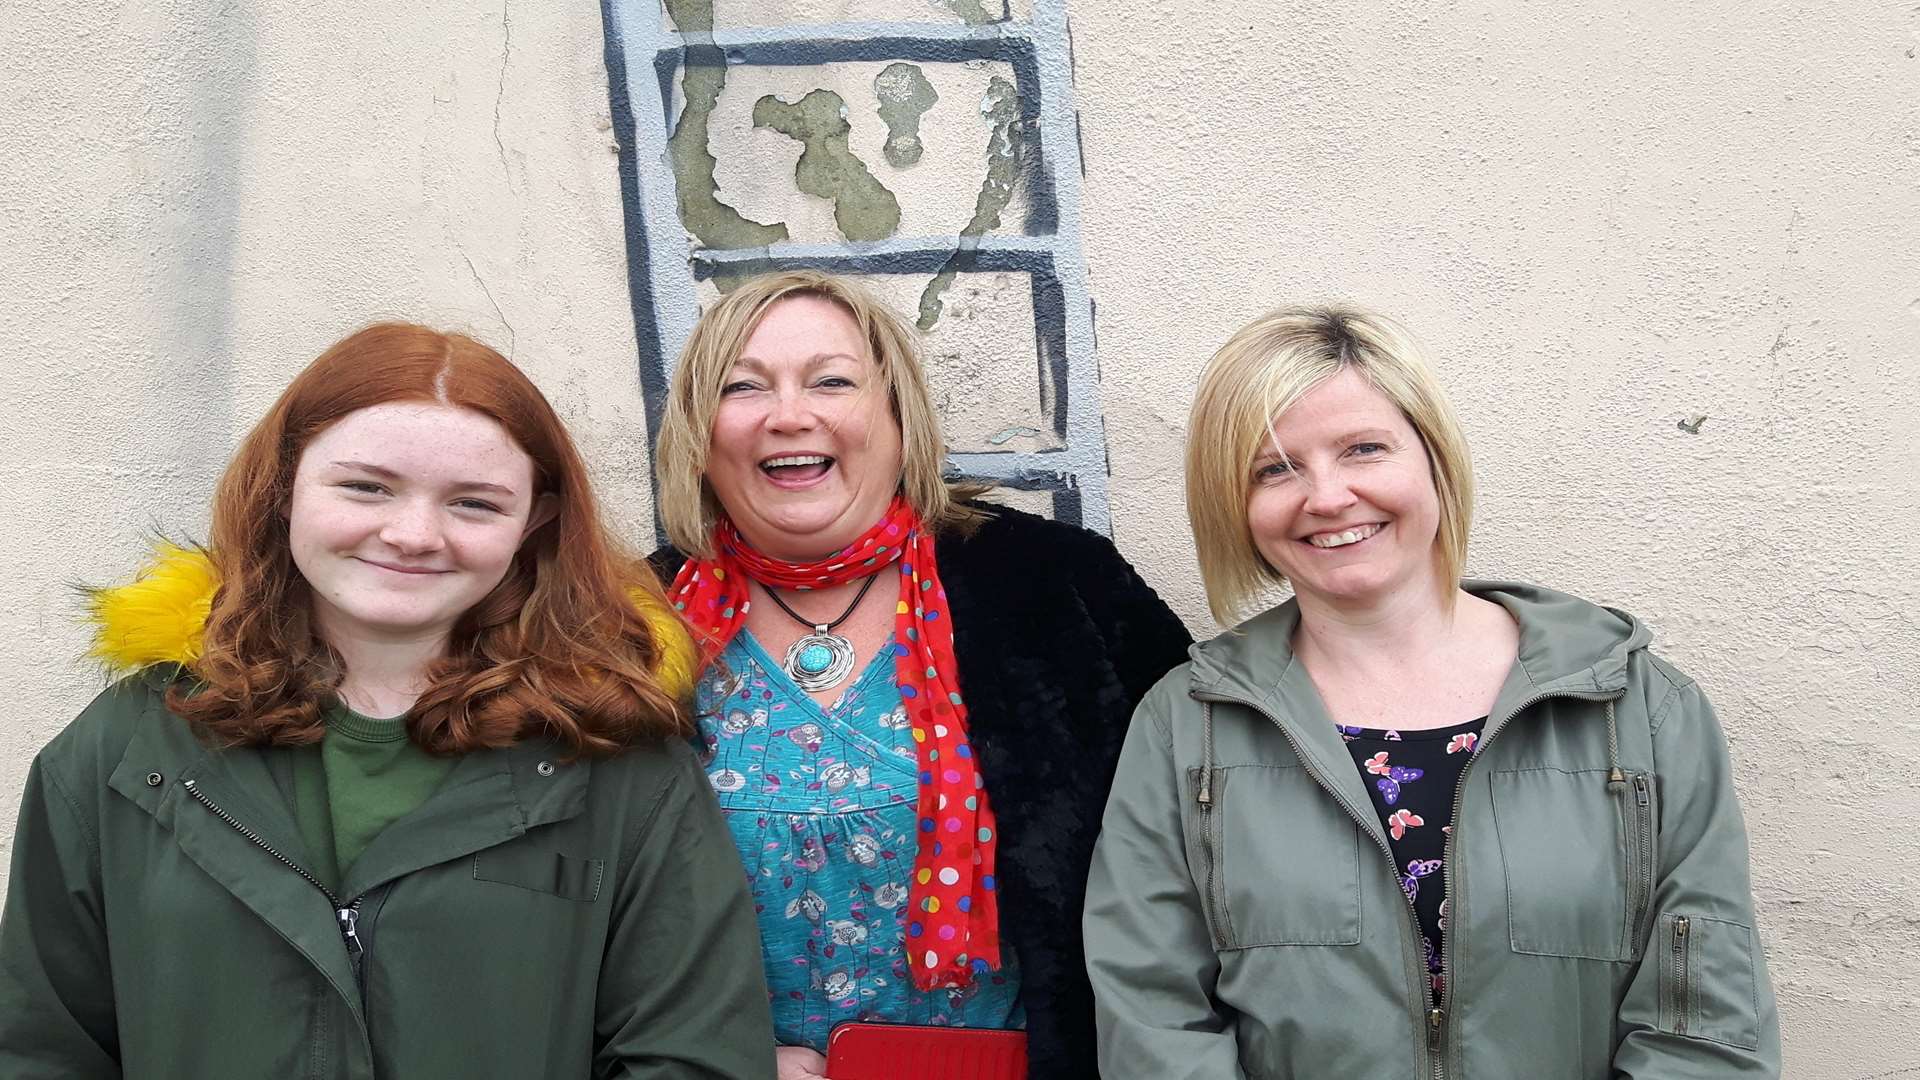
0, 670, 776, 1078
1084, 582, 1778, 1079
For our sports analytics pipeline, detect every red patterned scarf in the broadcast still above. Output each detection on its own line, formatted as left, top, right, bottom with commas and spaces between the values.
669, 496, 1002, 990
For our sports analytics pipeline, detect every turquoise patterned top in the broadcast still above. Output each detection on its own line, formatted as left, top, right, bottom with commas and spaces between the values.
695, 631, 1023, 1053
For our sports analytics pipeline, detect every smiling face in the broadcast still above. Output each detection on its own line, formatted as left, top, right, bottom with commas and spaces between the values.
287, 402, 549, 651
705, 294, 905, 560
1246, 367, 1445, 613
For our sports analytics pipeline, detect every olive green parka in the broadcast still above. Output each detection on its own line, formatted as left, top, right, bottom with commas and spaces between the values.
0, 548, 775, 1079
1084, 581, 1779, 1079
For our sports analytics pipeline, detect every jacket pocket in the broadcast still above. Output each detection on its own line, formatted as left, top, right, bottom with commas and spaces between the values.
1656, 912, 1762, 1049
1186, 765, 1361, 949
473, 844, 605, 902
1490, 767, 1656, 961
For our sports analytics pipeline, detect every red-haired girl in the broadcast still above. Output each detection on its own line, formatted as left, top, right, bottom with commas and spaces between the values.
0, 324, 775, 1077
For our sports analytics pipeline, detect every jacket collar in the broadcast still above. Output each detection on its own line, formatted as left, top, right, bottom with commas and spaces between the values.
1187, 579, 1647, 741
1190, 580, 1646, 700
1183, 580, 1648, 853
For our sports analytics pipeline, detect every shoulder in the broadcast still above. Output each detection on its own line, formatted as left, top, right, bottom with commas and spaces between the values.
35, 667, 191, 788
936, 502, 1139, 588
586, 733, 706, 806
1634, 651, 1709, 737
1134, 661, 1201, 739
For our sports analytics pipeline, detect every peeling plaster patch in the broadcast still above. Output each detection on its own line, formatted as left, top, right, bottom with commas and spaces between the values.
664, 0, 788, 249
874, 63, 939, 167
932, 0, 1005, 25
752, 90, 901, 242
1678, 414, 1708, 434
916, 76, 1020, 331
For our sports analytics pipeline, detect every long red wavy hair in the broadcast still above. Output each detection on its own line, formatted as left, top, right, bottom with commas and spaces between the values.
169, 322, 691, 756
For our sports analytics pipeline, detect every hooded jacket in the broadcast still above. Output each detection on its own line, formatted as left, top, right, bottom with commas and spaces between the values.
1084, 581, 1779, 1079
0, 546, 777, 1079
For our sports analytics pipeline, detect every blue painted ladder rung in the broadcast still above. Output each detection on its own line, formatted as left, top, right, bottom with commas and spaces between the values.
636, 21, 1038, 59
689, 236, 1062, 277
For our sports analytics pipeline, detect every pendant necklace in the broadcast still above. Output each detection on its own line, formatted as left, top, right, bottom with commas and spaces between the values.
764, 572, 881, 693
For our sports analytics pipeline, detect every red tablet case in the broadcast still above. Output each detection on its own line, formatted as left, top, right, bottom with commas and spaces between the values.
824, 1022, 1028, 1080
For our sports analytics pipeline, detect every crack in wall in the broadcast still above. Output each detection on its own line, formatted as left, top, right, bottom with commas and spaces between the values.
753, 89, 901, 243
664, 0, 788, 249
874, 62, 939, 167
492, 0, 512, 178
916, 75, 1021, 331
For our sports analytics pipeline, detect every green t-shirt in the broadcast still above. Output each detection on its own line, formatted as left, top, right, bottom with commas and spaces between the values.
289, 702, 459, 890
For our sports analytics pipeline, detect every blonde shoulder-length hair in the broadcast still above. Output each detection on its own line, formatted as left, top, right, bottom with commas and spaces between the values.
655, 270, 988, 557
1186, 304, 1475, 626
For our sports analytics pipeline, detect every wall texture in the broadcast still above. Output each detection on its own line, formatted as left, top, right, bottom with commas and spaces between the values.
2, 2, 1913, 1077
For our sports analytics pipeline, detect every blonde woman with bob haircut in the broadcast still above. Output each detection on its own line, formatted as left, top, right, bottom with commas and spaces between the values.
1085, 305, 1778, 1078
650, 270, 1191, 1080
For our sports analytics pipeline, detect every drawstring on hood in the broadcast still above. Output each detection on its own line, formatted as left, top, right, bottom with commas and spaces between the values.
84, 542, 699, 699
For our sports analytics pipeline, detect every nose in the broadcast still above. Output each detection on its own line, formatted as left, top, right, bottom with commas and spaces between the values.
764, 387, 818, 433
1299, 466, 1359, 518
378, 499, 445, 555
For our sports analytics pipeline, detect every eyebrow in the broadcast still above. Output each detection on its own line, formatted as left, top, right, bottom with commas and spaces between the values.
328, 460, 518, 496
730, 352, 865, 371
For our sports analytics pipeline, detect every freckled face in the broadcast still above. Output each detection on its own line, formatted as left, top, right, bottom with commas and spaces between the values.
705, 295, 904, 560
287, 403, 547, 649
1245, 368, 1444, 611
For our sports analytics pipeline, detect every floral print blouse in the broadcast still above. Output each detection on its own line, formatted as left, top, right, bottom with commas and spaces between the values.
695, 631, 1024, 1053
1339, 716, 1488, 1003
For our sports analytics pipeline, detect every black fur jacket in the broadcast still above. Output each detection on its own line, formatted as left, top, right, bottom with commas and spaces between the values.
651, 503, 1193, 1078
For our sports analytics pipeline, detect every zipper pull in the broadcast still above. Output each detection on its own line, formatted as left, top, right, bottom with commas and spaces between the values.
337, 906, 364, 962
1196, 771, 1212, 810
1633, 774, 1651, 807
1674, 915, 1689, 940
1427, 1007, 1445, 1052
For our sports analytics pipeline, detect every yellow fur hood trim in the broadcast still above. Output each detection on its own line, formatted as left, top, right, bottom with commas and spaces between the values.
87, 543, 698, 700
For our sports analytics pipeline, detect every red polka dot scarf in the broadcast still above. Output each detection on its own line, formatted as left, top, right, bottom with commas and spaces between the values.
669, 495, 1003, 990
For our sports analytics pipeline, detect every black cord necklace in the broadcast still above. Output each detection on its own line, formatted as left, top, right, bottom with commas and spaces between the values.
764, 572, 880, 692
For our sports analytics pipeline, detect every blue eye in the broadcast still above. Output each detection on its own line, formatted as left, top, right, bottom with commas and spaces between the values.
1253, 460, 1294, 480
452, 498, 504, 514
339, 480, 387, 495
1348, 442, 1387, 456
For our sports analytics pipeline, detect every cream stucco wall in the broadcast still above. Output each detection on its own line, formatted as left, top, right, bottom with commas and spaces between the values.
3, 3, 1914, 1077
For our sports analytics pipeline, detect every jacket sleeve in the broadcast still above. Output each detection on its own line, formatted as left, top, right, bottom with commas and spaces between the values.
1612, 676, 1781, 1078
592, 742, 775, 1080
1083, 684, 1246, 1080
0, 755, 121, 1079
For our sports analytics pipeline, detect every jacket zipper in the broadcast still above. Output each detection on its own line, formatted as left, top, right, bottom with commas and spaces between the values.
1431, 688, 1624, 1080
1194, 772, 1230, 950
1624, 774, 1654, 953
180, 779, 366, 981
1193, 691, 1434, 1078
1669, 915, 1691, 1035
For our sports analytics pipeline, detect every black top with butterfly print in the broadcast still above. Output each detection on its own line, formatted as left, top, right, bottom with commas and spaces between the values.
1338, 716, 1488, 1003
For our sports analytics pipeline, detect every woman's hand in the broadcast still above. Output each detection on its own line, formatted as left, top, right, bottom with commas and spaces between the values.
775, 1045, 830, 1079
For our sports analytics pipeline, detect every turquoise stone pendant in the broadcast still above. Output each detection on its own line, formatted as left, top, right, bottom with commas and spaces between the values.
782, 627, 856, 692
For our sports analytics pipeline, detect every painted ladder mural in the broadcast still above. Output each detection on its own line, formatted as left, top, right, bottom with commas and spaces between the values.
600, 0, 1112, 531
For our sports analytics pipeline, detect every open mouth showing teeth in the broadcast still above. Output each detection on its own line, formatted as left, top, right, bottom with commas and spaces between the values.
1306, 523, 1385, 549
761, 453, 833, 481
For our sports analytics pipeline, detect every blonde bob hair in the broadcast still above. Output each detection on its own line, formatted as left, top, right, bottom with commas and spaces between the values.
1186, 304, 1474, 626
655, 270, 986, 557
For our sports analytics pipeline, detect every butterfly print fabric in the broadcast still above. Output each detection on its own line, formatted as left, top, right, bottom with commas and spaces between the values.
1341, 717, 1487, 1002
